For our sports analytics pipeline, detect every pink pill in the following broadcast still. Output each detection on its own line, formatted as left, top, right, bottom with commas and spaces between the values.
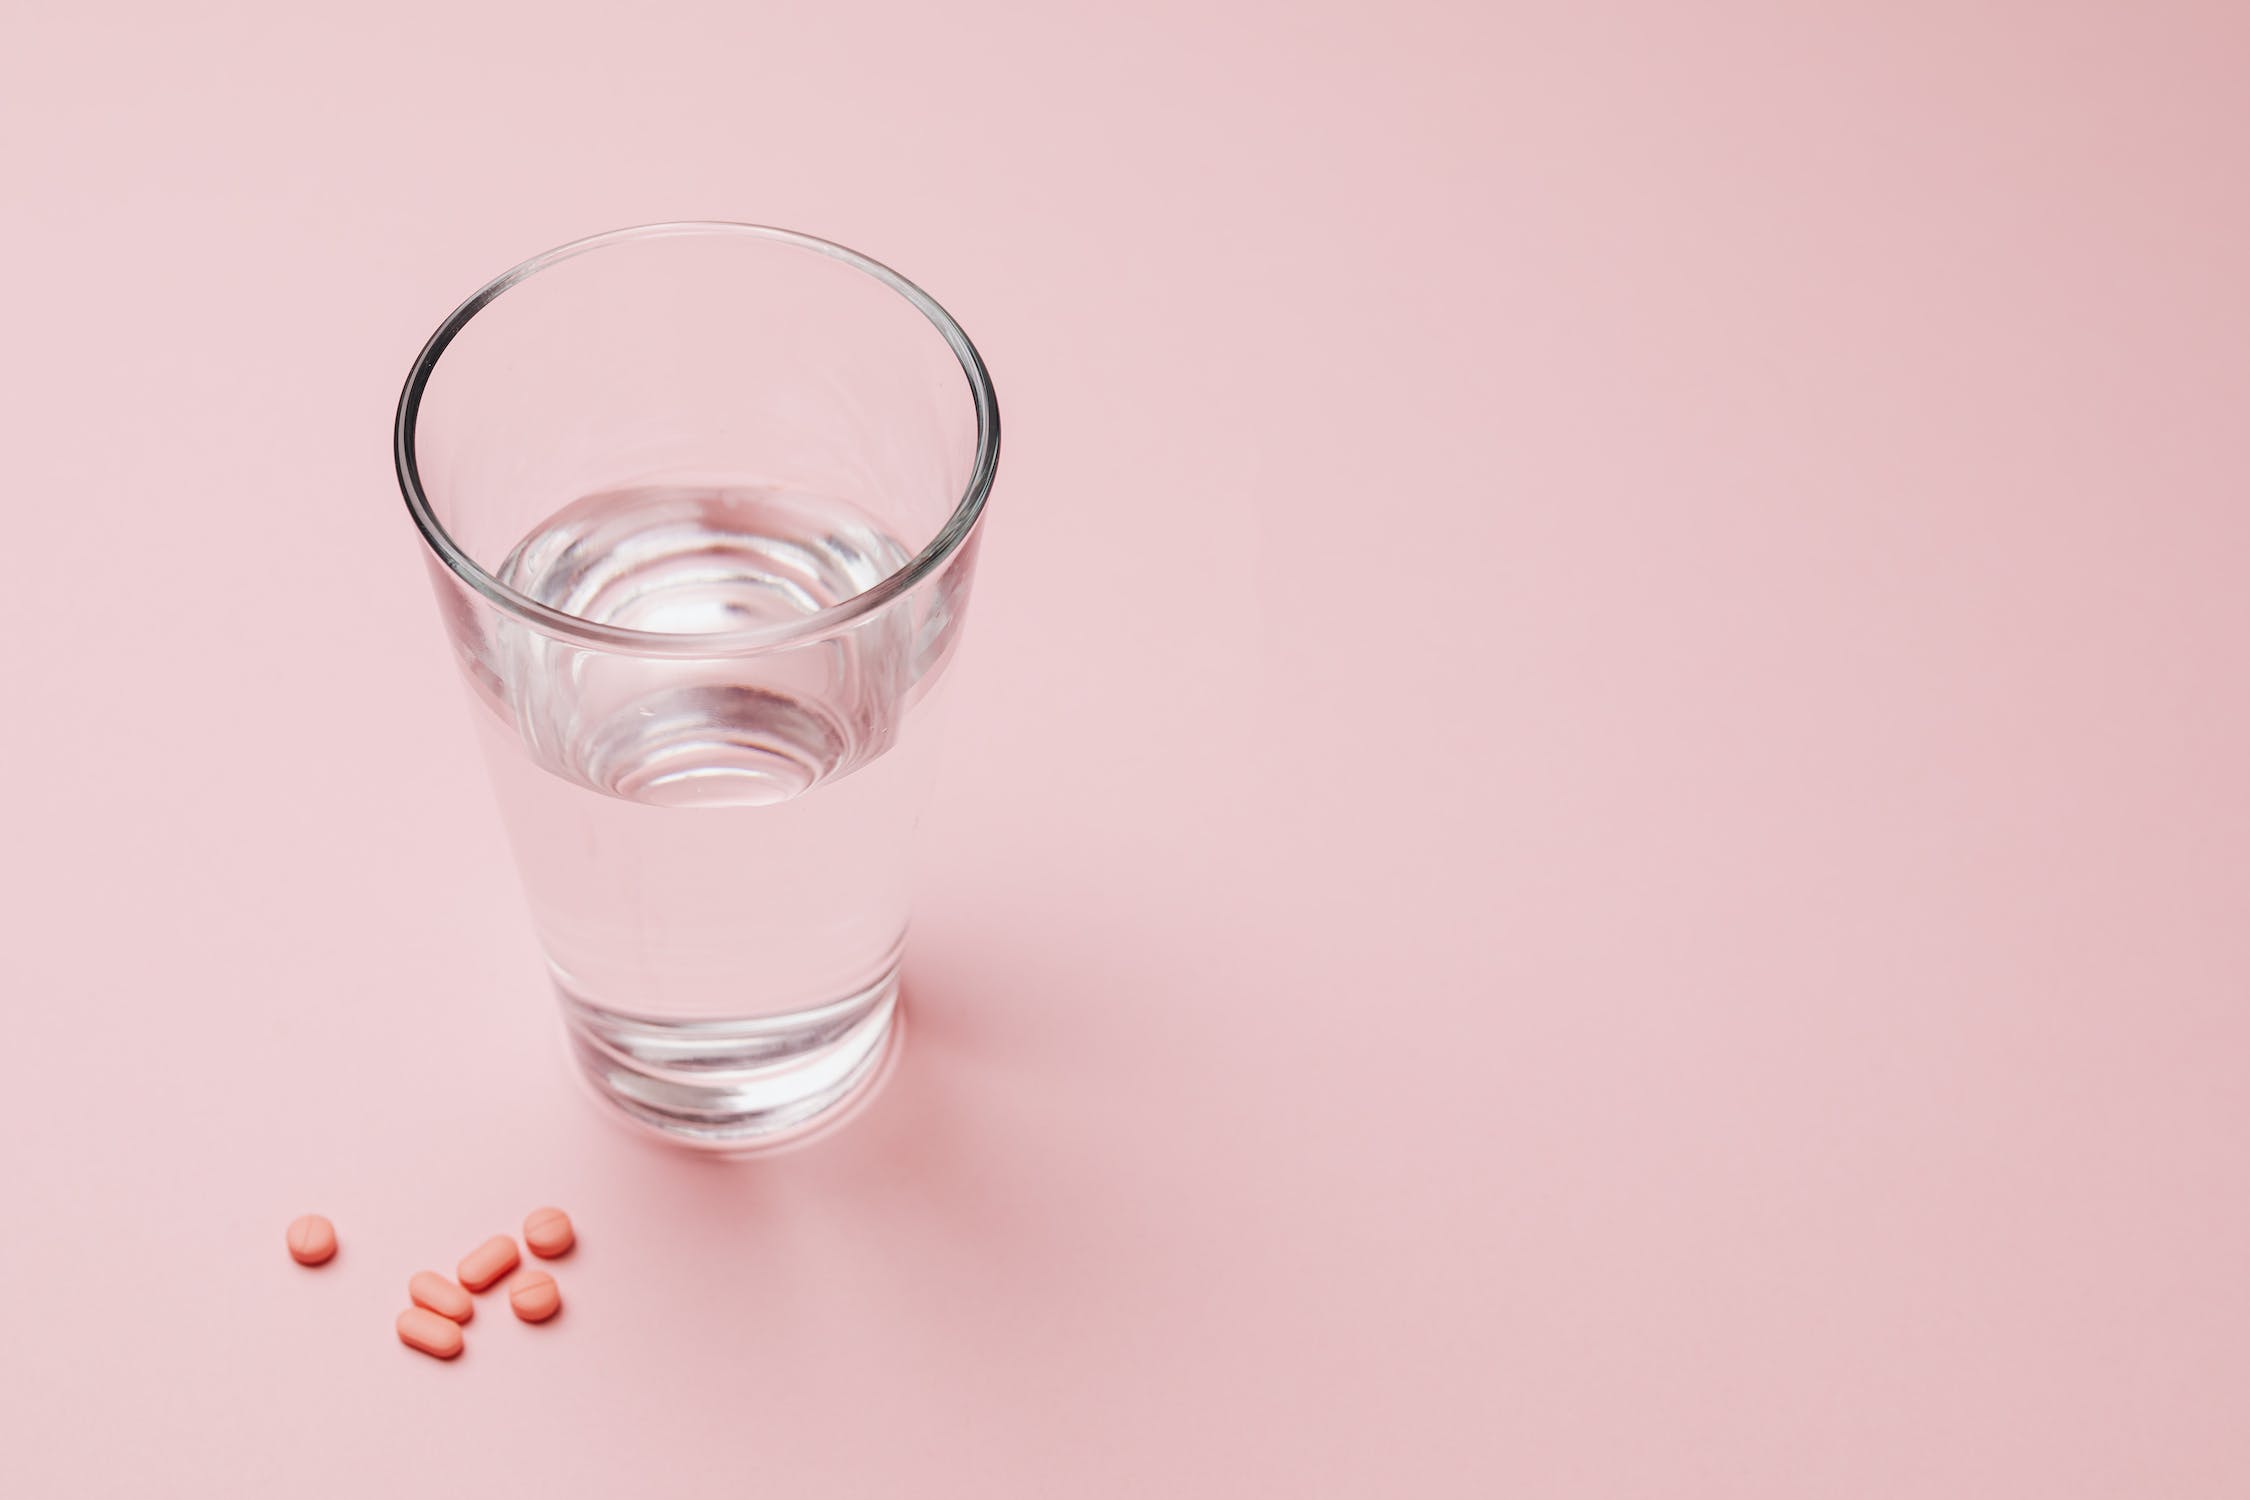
286, 1214, 337, 1266
396, 1307, 464, 1360
409, 1271, 474, 1323
508, 1269, 562, 1323
457, 1235, 520, 1292
523, 1207, 575, 1259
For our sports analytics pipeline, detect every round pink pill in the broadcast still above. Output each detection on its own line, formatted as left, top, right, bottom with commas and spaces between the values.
523, 1207, 575, 1259
457, 1234, 520, 1293
286, 1214, 337, 1266
409, 1270, 474, 1324
396, 1307, 464, 1360
508, 1269, 562, 1323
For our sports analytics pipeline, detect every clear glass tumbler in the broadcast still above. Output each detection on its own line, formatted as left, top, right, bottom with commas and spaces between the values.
392, 224, 998, 1153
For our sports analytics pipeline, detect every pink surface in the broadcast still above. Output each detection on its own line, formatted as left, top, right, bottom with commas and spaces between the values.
3, 2, 2248, 1494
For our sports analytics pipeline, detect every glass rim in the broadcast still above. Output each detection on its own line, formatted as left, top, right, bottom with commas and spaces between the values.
393, 221, 1001, 659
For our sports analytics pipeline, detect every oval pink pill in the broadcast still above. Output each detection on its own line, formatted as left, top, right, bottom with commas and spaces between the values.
457, 1235, 520, 1292
523, 1207, 575, 1259
396, 1307, 464, 1360
286, 1214, 337, 1266
508, 1269, 562, 1323
409, 1271, 474, 1323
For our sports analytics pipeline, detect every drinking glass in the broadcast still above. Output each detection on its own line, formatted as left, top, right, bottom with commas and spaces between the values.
392, 223, 999, 1153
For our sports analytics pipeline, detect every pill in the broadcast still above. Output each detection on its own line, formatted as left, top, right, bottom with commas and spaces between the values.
286, 1214, 337, 1266
508, 1269, 562, 1323
396, 1307, 464, 1360
523, 1207, 575, 1259
457, 1235, 520, 1292
409, 1271, 474, 1323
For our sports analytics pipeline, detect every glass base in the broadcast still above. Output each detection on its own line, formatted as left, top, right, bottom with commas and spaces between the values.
561, 967, 901, 1155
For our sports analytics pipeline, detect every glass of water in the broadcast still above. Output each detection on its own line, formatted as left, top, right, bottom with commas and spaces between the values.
392, 223, 999, 1153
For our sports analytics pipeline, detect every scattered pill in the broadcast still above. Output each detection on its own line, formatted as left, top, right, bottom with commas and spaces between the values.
409, 1271, 474, 1323
523, 1207, 575, 1259
508, 1269, 562, 1323
286, 1214, 337, 1266
396, 1307, 465, 1360
457, 1235, 520, 1292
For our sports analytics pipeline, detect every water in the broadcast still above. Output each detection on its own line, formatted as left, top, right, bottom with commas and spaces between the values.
475, 483, 946, 1149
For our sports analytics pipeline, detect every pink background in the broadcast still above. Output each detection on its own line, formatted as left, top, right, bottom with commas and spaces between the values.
3, 2, 2247, 1494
